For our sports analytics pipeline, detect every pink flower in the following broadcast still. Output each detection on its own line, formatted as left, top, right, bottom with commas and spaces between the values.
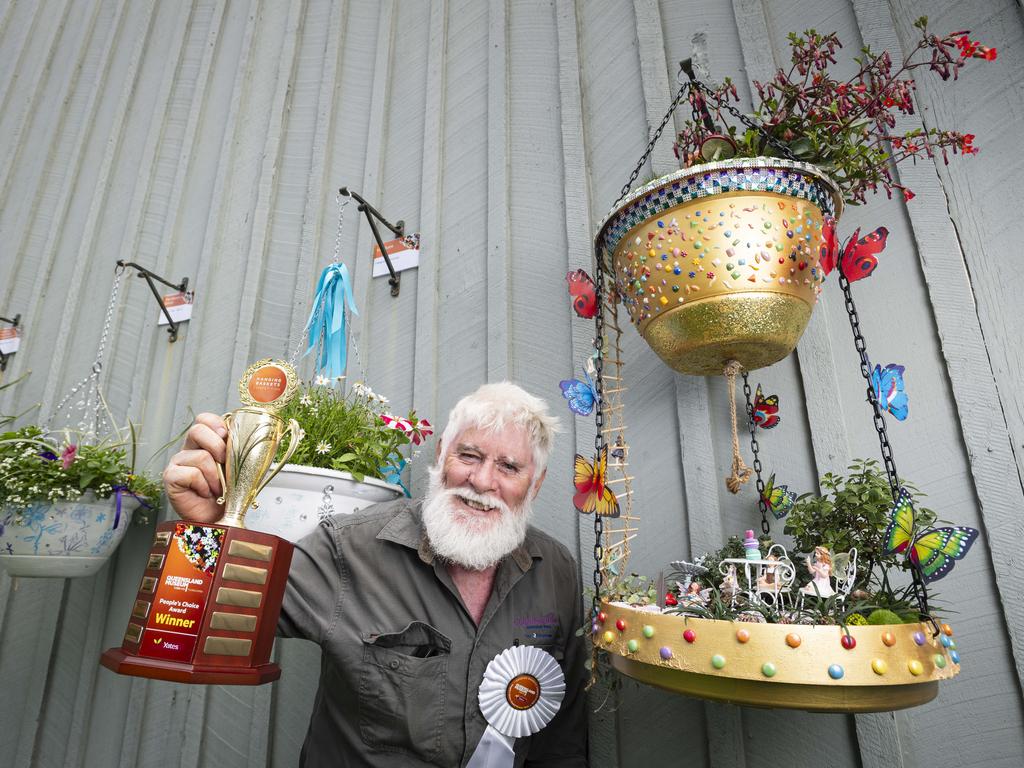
410, 419, 433, 446
61, 444, 77, 469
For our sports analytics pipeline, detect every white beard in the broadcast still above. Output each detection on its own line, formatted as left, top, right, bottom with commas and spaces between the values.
421, 465, 531, 571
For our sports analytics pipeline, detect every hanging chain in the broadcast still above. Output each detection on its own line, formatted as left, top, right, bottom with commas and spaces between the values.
590, 249, 607, 625
837, 258, 932, 618
47, 264, 125, 438
741, 372, 769, 535
612, 82, 690, 209
837, 267, 900, 499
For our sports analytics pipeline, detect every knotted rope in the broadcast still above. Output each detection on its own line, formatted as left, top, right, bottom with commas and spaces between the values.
723, 359, 752, 494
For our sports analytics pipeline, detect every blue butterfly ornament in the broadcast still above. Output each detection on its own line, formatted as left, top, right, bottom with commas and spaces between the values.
871, 363, 908, 421
559, 364, 599, 416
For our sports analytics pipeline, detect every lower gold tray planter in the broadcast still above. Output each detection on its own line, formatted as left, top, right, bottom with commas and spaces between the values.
598, 602, 960, 713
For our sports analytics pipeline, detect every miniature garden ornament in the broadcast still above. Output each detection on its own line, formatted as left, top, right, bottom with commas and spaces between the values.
801, 545, 836, 598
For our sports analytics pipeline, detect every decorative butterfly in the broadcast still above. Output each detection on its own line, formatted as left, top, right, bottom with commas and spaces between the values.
760, 473, 796, 520
883, 487, 978, 583
819, 222, 889, 282
573, 445, 619, 517
752, 385, 780, 429
566, 269, 598, 319
871, 363, 908, 421
559, 361, 599, 416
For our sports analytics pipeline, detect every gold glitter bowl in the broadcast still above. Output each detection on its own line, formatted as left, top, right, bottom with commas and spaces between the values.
595, 159, 843, 375
598, 602, 960, 713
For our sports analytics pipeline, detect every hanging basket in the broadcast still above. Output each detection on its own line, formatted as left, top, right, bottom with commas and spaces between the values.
597, 601, 960, 712
0, 494, 138, 578
595, 158, 843, 375
248, 464, 403, 543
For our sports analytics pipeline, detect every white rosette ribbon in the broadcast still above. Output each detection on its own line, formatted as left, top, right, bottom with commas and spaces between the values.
467, 645, 565, 768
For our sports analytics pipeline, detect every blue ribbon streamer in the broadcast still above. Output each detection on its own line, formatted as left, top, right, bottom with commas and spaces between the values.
303, 263, 359, 380
111, 486, 153, 529
380, 454, 411, 498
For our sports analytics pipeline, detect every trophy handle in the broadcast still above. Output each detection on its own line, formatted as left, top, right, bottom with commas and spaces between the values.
249, 418, 303, 504
215, 412, 233, 506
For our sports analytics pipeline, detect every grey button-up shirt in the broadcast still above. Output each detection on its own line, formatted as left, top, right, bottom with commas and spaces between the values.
278, 498, 588, 767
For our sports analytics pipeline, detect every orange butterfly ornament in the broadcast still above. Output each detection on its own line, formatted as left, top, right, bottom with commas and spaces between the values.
573, 445, 620, 518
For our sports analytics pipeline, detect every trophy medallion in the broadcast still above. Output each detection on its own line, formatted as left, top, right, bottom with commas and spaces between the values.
101, 360, 303, 685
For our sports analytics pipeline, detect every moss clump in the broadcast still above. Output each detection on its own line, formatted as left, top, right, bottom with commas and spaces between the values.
867, 609, 903, 626
845, 613, 869, 626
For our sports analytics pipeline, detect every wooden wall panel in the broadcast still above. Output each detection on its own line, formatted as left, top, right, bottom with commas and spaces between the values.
0, 1, 1022, 766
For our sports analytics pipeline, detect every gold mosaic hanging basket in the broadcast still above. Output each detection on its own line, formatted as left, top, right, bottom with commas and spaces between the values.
595, 159, 843, 375
598, 602, 960, 712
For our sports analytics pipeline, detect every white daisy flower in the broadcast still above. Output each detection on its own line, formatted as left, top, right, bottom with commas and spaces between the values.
300, 394, 313, 406
314, 375, 330, 387
315, 441, 332, 455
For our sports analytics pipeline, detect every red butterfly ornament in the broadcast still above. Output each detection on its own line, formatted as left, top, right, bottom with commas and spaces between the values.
566, 269, 598, 319
752, 385, 780, 429
840, 226, 889, 281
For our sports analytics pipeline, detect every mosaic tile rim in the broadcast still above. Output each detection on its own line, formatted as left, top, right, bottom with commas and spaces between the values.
595, 158, 843, 259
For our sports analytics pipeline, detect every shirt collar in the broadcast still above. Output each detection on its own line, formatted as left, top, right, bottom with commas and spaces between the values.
376, 500, 542, 572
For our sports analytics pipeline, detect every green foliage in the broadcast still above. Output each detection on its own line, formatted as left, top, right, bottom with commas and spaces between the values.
783, 458, 935, 587
0, 425, 161, 516
275, 381, 428, 484
867, 608, 903, 625
598, 571, 658, 607
674, 23, 993, 204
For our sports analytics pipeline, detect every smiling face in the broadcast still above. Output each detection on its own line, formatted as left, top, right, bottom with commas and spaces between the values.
421, 425, 545, 570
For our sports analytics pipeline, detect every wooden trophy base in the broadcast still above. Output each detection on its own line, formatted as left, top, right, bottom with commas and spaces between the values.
100, 521, 293, 685
100, 647, 281, 685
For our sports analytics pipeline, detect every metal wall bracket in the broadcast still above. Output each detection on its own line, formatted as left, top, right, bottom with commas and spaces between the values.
116, 261, 190, 342
0, 313, 19, 371
339, 187, 405, 297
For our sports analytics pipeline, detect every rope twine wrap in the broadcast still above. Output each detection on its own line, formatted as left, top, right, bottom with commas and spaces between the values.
723, 360, 752, 494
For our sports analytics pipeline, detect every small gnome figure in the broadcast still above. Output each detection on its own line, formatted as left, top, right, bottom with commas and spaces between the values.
801, 545, 835, 598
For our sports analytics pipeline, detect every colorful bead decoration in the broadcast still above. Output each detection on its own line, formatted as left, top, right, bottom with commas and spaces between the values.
912, 631, 926, 646
736, 629, 750, 643
950, 650, 961, 664
616, 619, 627, 632
934, 654, 947, 669
941, 623, 953, 636
871, 659, 888, 676
841, 634, 857, 650
908, 660, 924, 676
659, 646, 673, 660
597, 611, 607, 623
828, 664, 845, 680
785, 633, 802, 648
627, 639, 639, 653
940, 635, 951, 648
711, 655, 726, 669
602, 631, 615, 645
683, 629, 697, 643
642, 625, 655, 639
881, 632, 897, 647
761, 662, 777, 678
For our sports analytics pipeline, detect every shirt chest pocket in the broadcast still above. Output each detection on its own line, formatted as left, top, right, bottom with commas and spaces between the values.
358, 621, 452, 762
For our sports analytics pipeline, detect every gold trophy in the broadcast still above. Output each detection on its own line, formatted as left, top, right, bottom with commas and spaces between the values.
101, 360, 303, 685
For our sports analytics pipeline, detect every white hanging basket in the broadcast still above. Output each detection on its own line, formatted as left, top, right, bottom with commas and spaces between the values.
249, 464, 403, 542
0, 493, 137, 578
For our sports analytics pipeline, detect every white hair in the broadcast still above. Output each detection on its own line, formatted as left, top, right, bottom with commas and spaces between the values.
438, 382, 560, 484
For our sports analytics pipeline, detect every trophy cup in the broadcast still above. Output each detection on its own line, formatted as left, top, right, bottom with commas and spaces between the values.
101, 359, 303, 684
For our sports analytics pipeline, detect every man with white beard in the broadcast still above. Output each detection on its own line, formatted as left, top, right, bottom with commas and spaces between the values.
163, 382, 588, 767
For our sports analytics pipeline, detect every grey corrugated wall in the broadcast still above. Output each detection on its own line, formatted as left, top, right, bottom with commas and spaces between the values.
1, 0, 1022, 766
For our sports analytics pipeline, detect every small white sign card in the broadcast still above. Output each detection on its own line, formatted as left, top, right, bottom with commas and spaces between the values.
0, 326, 20, 354
372, 233, 420, 278
157, 291, 194, 326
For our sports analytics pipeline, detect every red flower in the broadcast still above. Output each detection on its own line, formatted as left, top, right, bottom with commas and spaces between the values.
665, 592, 678, 607
902, 188, 916, 202
980, 46, 997, 61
